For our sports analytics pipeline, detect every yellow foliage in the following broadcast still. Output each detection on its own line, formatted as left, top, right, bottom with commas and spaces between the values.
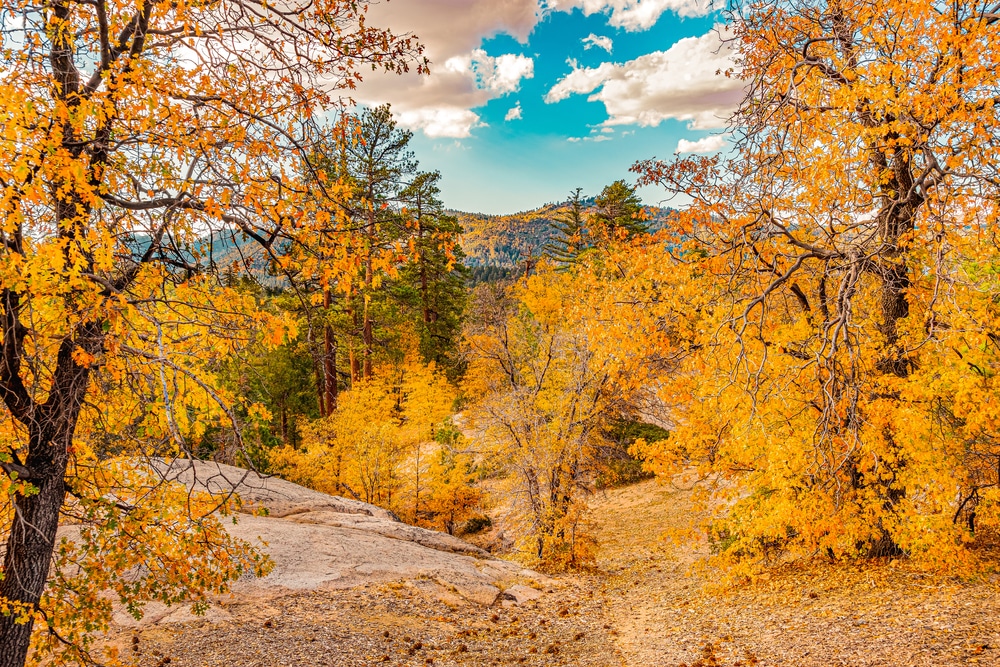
613, 0, 1000, 575
0, 0, 423, 659
270, 358, 479, 528
462, 267, 652, 569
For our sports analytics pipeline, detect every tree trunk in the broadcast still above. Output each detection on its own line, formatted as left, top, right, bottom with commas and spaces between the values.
413, 442, 421, 524
349, 301, 360, 383
323, 288, 338, 413
0, 430, 70, 667
875, 261, 911, 377
0, 75, 101, 653
280, 401, 288, 442
363, 259, 373, 379
310, 327, 327, 418
0, 328, 97, 666
418, 220, 432, 326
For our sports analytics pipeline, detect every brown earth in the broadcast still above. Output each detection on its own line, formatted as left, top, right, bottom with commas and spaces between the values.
117, 580, 621, 667
590, 477, 1000, 667
107, 466, 1000, 667
103, 460, 623, 666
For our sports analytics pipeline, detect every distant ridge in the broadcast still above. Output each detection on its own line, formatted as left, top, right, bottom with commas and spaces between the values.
454, 197, 674, 271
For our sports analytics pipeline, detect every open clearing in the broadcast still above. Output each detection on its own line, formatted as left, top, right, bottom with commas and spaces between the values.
116, 478, 1000, 667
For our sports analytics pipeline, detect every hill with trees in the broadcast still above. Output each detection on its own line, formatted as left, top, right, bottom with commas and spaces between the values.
456, 190, 674, 274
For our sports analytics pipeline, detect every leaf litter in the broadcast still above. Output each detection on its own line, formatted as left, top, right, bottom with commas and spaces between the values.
106, 477, 999, 667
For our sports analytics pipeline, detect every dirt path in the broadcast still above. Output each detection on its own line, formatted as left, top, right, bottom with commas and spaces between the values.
589, 478, 1000, 667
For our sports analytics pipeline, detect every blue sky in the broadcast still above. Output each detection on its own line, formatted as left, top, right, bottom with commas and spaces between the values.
358, 1, 741, 213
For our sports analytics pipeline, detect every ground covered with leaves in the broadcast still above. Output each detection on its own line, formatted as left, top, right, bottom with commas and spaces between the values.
114, 478, 1000, 667
591, 479, 1000, 667
115, 579, 621, 667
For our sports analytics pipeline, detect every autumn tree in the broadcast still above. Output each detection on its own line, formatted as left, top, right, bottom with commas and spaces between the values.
0, 0, 423, 662
462, 267, 658, 568
421, 444, 483, 535
629, 0, 1000, 571
270, 356, 466, 524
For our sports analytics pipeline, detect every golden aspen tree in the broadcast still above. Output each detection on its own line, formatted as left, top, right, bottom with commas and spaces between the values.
462, 268, 655, 568
421, 448, 483, 535
629, 0, 1000, 572
0, 0, 424, 662
270, 355, 458, 522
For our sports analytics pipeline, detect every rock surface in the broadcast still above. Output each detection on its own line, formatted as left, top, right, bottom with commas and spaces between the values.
501, 584, 544, 606
115, 459, 550, 627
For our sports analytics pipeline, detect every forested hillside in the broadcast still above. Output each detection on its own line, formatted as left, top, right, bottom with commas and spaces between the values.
457, 198, 674, 272
455, 205, 559, 269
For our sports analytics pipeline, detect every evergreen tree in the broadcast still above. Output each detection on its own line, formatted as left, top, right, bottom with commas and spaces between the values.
298, 110, 469, 389
591, 180, 647, 237
544, 188, 588, 268
344, 104, 420, 380
397, 171, 469, 378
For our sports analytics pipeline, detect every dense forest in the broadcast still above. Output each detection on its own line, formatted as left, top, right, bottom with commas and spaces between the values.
3, 0, 1000, 664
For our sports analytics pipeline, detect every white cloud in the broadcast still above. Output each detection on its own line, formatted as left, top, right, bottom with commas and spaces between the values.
472, 51, 534, 94
567, 134, 613, 142
443, 50, 534, 95
395, 107, 485, 139
545, 27, 742, 130
356, 0, 541, 138
544, 60, 616, 103
676, 135, 726, 153
545, 0, 715, 31
360, 48, 531, 138
353, 0, 722, 139
505, 103, 524, 121
367, 0, 540, 60
583, 33, 613, 53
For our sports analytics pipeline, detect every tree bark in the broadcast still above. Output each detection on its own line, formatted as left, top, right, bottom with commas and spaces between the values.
323, 288, 338, 413
349, 301, 360, 383
0, 430, 70, 667
0, 327, 100, 667
363, 258, 373, 380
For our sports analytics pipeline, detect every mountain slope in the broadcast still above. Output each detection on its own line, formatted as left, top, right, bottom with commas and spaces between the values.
456, 200, 674, 271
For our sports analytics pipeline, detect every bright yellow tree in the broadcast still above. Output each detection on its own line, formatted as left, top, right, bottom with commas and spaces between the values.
271, 356, 463, 524
462, 267, 658, 568
0, 0, 423, 662
627, 0, 1000, 573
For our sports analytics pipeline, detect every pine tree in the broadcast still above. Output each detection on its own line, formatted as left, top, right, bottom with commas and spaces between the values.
345, 104, 419, 380
544, 188, 588, 269
397, 171, 469, 377
591, 180, 647, 237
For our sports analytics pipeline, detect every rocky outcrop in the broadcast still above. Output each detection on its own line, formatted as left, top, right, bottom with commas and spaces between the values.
116, 459, 550, 626
154, 459, 490, 557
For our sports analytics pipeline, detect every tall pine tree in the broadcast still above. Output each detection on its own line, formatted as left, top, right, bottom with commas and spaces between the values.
544, 188, 588, 269
592, 180, 647, 237
397, 171, 469, 378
